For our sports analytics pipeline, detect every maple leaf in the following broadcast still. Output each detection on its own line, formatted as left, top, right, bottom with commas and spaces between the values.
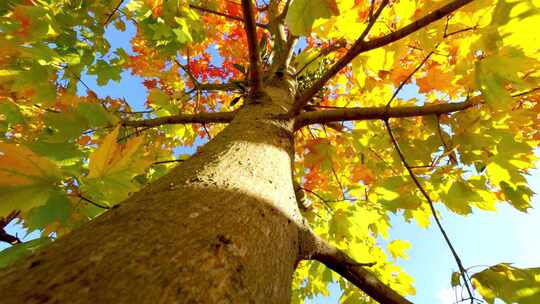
82, 126, 152, 206
0, 143, 63, 216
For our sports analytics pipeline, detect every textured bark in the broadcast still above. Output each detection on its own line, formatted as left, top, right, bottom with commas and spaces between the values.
0, 80, 303, 303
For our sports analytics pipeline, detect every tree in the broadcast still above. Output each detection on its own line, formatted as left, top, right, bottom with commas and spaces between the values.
0, 0, 539, 303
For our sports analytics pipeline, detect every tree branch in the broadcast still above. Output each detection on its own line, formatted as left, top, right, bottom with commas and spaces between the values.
122, 111, 236, 128
266, 0, 295, 78
0, 211, 21, 245
295, 86, 540, 129
295, 99, 476, 129
302, 231, 412, 304
241, 0, 264, 96
104, 0, 125, 26
189, 4, 268, 29
290, 0, 474, 115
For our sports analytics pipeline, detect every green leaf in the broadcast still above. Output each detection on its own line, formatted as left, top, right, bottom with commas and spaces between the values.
42, 110, 89, 142
451, 271, 461, 287
472, 263, 540, 304
25, 191, 73, 232
173, 17, 193, 44
27, 141, 83, 166
475, 49, 536, 108
88, 59, 122, 86
500, 181, 532, 211
0, 238, 52, 269
285, 0, 339, 36
0, 101, 24, 133
440, 180, 483, 215
76, 103, 116, 128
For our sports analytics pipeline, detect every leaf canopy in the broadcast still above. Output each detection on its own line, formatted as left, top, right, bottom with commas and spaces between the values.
1, 0, 540, 302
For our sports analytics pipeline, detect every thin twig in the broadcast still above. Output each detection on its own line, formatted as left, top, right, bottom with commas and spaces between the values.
202, 123, 212, 139
116, 110, 154, 114
436, 115, 458, 165
62, 65, 92, 92
175, 58, 200, 89
444, 25, 478, 38
104, 0, 125, 26
383, 118, 474, 304
299, 187, 333, 211
358, 0, 390, 42
369, 147, 399, 175
386, 48, 436, 107
77, 195, 110, 210
152, 159, 185, 165
190, 4, 268, 29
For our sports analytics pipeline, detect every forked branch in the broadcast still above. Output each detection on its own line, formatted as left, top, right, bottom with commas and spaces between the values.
300, 230, 412, 304
290, 0, 474, 115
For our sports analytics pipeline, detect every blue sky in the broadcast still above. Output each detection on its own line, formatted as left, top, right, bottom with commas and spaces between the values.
3, 9, 540, 304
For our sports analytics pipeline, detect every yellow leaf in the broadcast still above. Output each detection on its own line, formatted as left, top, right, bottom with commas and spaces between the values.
388, 240, 411, 260
87, 126, 145, 178
0, 143, 62, 216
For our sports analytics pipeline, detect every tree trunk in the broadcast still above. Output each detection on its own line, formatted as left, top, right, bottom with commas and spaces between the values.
0, 81, 306, 303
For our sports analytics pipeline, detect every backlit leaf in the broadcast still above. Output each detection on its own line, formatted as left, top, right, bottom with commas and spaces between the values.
285, 0, 339, 36
0, 143, 63, 216
472, 264, 540, 304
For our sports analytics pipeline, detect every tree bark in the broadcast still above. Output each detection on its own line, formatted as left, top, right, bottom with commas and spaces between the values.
0, 80, 305, 303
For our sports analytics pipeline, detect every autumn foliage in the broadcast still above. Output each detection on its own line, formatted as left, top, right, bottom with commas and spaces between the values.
1, 0, 540, 303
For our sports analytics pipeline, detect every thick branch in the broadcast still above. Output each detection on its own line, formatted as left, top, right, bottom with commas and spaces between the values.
241, 0, 264, 95
295, 99, 475, 129
303, 232, 412, 304
296, 86, 540, 129
290, 0, 474, 115
189, 4, 268, 29
122, 112, 235, 128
